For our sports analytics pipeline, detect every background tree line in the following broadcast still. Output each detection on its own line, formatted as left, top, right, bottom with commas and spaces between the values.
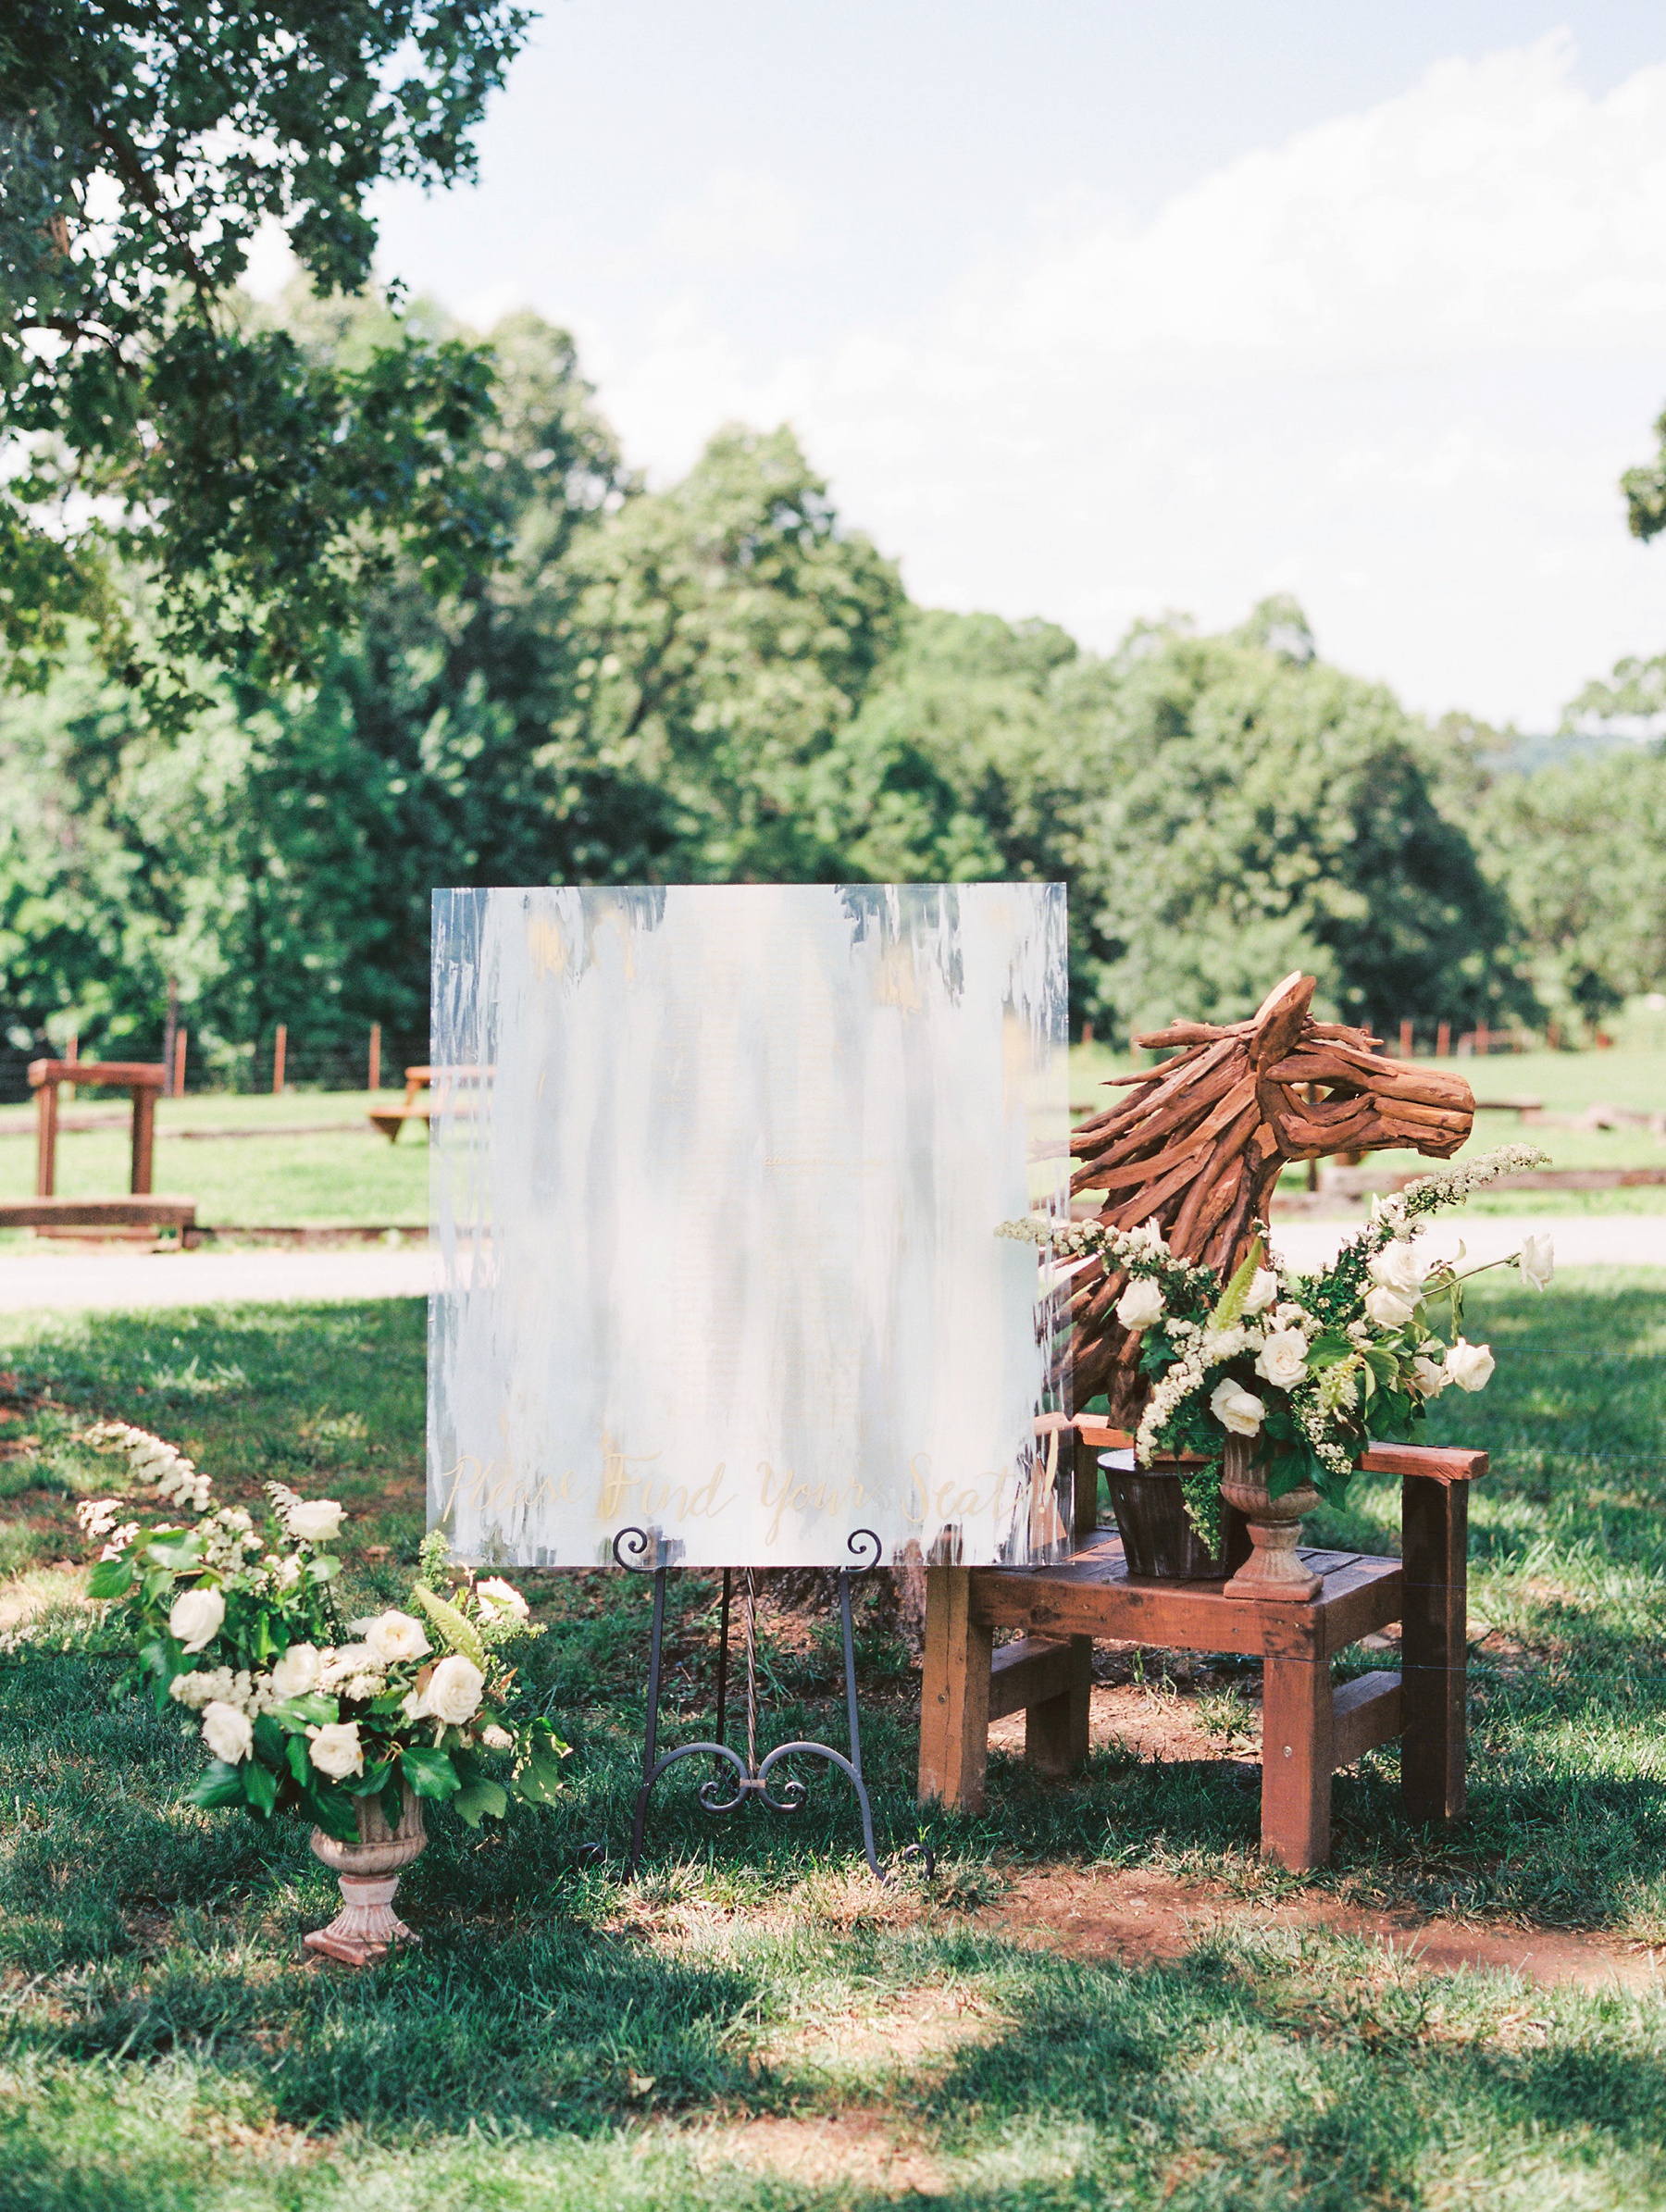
1, 295, 1662, 1081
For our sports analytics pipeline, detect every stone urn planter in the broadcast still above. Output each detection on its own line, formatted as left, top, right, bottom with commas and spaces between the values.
1219, 1435, 1321, 1601
305, 1783, 427, 1966
1101, 1451, 1228, 1580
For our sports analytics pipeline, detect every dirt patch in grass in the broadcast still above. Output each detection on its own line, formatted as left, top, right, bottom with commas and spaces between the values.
981, 1864, 1666, 1994
991, 1680, 1262, 1769
693, 2111, 948, 2197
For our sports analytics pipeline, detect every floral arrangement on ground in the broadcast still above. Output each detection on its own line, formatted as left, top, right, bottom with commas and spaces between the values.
1002, 1143, 1552, 1544
78, 1425, 566, 1840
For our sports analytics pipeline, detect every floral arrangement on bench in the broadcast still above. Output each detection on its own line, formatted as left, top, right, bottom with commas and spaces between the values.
77, 1423, 566, 1959
1004, 1143, 1551, 1550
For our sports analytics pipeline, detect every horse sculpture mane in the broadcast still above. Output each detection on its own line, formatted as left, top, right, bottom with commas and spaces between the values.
1067, 972, 1475, 1420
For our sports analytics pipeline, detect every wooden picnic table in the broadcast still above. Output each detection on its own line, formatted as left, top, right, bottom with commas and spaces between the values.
0, 1061, 196, 1241
368, 1065, 490, 1142
919, 1420, 1482, 1870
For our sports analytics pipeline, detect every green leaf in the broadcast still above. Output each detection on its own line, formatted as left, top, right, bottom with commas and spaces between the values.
411, 1581, 488, 1669
1207, 1237, 1263, 1331
452, 1778, 507, 1829
187, 1760, 247, 1811
251, 1713, 288, 1770
302, 1782, 360, 1844
400, 1745, 462, 1800
267, 1692, 338, 1729
344, 1758, 393, 1797
1306, 1334, 1357, 1369
286, 1737, 313, 1787
380, 1779, 405, 1833
307, 1555, 341, 1582
145, 1535, 205, 1571
242, 1760, 278, 1816
87, 1555, 133, 1599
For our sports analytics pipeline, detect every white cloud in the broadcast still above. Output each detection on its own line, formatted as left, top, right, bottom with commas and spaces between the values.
660, 167, 808, 267
599, 38, 1666, 727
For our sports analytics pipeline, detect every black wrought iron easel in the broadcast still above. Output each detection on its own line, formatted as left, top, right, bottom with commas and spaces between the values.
612, 1526, 926, 1882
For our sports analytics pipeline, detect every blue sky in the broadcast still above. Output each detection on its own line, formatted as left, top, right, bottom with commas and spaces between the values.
264, 6, 1666, 727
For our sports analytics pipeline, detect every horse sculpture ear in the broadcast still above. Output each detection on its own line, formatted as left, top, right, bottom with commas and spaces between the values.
1249, 971, 1316, 1067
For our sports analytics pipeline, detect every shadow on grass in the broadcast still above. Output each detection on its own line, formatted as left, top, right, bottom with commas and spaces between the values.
7, 1920, 1666, 2210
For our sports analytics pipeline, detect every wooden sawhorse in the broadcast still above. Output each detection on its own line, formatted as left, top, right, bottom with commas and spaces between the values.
918, 1435, 1485, 1869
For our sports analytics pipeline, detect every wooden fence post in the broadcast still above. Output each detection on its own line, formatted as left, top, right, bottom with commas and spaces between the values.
1435, 1021, 1450, 1057
368, 1022, 381, 1093
34, 1075, 58, 1198
65, 1032, 78, 1105
1399, 1018, 1413, 1060
272, 1024, 287, 1095
173, 1027, 188, 1099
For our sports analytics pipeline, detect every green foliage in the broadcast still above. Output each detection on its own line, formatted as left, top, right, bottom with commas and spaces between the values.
1062, 602, 1533, 1038
1473, 738, 1666, 1031
0, 0, 530, 697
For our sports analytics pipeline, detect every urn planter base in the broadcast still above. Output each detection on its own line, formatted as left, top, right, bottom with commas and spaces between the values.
1219, 1436, 1322, 1602
305, 1782, 427, 1968
304, 1872, 421, 1966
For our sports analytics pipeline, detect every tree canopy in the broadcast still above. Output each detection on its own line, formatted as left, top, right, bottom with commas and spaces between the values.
2, 289, 1661, 1073
0, 0, 529, 700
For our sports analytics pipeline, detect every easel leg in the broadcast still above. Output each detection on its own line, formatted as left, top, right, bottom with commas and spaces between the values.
838, 1569, 884, 1877
1025, 1634, 1092, 1775
1401, 1473, 1468, 1824
1261, 1657, 1333, 1870
625, 1568, 668, 1878
918, 1566, 992, 1812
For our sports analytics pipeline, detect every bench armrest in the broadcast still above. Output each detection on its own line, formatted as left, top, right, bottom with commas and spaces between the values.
1360, 1442, 1487, 1484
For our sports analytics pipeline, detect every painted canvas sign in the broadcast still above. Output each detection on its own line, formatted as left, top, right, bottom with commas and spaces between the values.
428, 884, 1070, 1569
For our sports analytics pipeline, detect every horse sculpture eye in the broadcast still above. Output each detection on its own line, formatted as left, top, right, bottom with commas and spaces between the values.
1065, 970, 1475, 1421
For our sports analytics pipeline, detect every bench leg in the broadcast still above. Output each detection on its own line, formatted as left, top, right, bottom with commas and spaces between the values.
1401, 1472, 1468, 1824
1025, 1634, 1092, 1775
918, 1567, 992, 1812
1261, 1657, 1333, 1870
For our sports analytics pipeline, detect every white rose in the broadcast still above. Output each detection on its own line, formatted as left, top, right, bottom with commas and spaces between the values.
1368, 1241, 1427, 1297
1518, 1235, 1554, 1291
286, 1499, 345, 1543
1115, 1276, 1165, 1331
1253, 1329, 1310, 1392
1362, 1285, 1416, 1331
364, 1610, 430, 1665
269, 1643, 322, 1698
201, 1700, 254, 1765
1446, 1338, 1496, 1393
423, 1653, 485, 1726
1240, 1269, 1279, 1316
1209, 1377, 1265, 1437
1411, 1355, 1449, 1398
169, 1586, 226, 1655
306, 1721, 365, 1779
1273, 1301, 1310, 1333
475, 1577, 529, 1623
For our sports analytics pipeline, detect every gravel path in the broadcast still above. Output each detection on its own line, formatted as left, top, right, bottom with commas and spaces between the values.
0, 1214, 1658, 1315
1273, 1212, 1664, 1274
0, 1245, 437, 1313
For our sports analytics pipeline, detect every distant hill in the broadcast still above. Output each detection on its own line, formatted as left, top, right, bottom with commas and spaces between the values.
1492, 727, 1656, 776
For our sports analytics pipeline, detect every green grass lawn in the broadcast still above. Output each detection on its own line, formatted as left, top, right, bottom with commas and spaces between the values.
0, 1090, 429, 1227
2, 1274, 1665, 2207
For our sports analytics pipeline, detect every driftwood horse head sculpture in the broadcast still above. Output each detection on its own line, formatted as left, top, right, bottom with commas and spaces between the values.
1068, 972, 1474, 1420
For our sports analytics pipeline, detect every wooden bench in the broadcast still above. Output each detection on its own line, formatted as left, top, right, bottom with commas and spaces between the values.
918, 1424, 1483, 1870
0, 1196, 197, 1239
